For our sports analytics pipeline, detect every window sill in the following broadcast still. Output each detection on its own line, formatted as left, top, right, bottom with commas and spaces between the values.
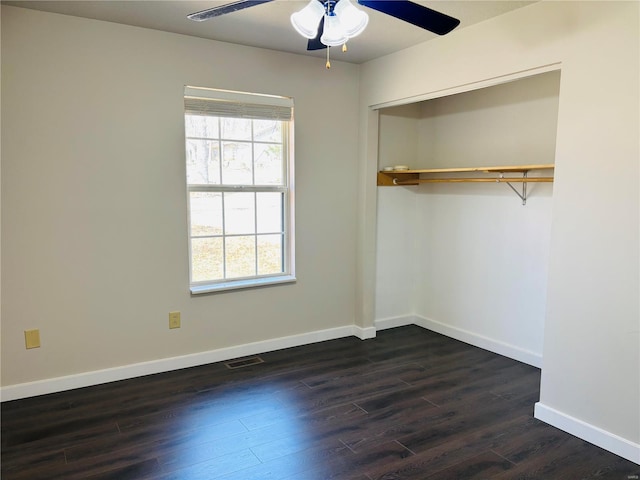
190, 275, 296, 295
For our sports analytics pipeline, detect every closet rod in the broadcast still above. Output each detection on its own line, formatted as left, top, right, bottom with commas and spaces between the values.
392, 177, 554, 185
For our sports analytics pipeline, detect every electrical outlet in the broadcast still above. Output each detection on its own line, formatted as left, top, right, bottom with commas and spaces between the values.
25, 329, 41, 349
169, 311, 181, 329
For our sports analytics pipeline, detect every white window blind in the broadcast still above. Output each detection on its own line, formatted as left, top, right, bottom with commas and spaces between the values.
184, 86, 293, 121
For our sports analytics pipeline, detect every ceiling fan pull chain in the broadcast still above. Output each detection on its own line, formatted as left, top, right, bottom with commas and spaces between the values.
326, 46, 331, 69
342, 42, 347, 52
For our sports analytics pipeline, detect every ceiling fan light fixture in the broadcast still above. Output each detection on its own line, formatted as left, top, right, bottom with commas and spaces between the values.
320, 12, 348, 47
290, 0, 326, 39
333, 0, 368, 38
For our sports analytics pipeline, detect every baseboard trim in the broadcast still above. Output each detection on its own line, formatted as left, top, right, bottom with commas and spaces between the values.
413, 315, 542, 368
375, 314, 417, 331
1, 325, 367, 402
353, 325, 377, 340
535, 402, 640, 465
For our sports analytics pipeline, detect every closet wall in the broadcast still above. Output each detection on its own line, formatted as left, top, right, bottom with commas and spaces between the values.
375, 71, 561, 366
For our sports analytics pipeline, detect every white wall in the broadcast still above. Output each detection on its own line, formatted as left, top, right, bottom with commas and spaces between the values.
414, 185, 552, 365
377, 103, 421, 169
374, 105, 421, 322
360, 0, 639, 463
419, 72, 560, 168
1, 6, 360, 391
374, 187, 417, 322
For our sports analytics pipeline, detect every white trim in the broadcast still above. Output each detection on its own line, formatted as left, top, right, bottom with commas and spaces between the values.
190, 275, 296, 295
534, 403, 640, 465
184, 85, 294, 108
375, 314, 417, 331
370, 63, 561, 110
413, 315, 542, 368
374, 314, 541, 367
352, 325, 377, 340
1, 325, 365, 402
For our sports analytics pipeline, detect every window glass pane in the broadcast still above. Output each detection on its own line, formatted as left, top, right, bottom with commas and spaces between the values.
225, 236, 256, 278
254, 144, 283, 185
221, 142, 252, 185
224, 192, 255, 235
191, 237, 223, 282
256, 192, 283, 234
190, 192, 222, 236
185, 115, 219, 139
253, 119, 281, 143
257, 234, 283, 275
186, 139, 220, 185
221, 118, 252, 141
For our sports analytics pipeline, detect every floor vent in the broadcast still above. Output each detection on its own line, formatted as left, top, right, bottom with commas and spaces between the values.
224, 356, 264, 369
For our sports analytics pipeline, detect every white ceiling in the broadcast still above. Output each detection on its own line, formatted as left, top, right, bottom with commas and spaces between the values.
2, 0, 535, 63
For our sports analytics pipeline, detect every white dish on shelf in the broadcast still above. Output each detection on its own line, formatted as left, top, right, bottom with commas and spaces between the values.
393, 165, 410, 171
382, 166, 395, 171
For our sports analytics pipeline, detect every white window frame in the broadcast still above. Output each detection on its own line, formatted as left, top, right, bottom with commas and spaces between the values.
184, 86, 295, 294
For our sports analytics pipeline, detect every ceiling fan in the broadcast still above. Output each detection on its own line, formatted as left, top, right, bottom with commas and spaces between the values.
188, 0, 460, 53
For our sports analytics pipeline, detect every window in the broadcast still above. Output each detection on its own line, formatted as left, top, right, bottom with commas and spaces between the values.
184, 86, 295, 294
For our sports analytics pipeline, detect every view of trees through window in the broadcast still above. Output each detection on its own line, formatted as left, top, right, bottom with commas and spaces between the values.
185, 114, 287, 283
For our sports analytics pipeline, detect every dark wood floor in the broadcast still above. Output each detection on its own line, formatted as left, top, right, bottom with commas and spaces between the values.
2, 326, 638, 480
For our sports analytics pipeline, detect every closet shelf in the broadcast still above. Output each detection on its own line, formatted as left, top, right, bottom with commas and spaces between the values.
377, 164, 555, 205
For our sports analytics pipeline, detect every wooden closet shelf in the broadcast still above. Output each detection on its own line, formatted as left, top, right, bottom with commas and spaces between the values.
377, 164, 555, 205
379, 163, 554, 175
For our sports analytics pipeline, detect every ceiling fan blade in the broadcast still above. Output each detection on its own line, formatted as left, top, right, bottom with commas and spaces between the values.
188, 0, 275, 21
357, 0, 460, 35
307, 17, 326, 50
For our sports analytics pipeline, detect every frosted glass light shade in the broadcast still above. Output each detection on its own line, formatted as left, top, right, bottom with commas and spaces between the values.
290, 0, 325, 39
320, 13, 348, 46
334, 0, 369, 38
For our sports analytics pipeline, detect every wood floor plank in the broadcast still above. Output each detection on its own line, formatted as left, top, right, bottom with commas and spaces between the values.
0, 450, 67, 480
363, 414, 530, 480
281, 374, 410, 415
64, 418, 248, 464
1, 419, 121, 463
207, 441, 351, 480
395, 395, 529, 455
341, 395, 456, 452
237, 399, 366, 431
423, 450, 514, 479
152, 421, 295, 470
82, 458, 163, 480
158, 448, 261, 480
308, 440, 415, 479
490, 438, 636, 480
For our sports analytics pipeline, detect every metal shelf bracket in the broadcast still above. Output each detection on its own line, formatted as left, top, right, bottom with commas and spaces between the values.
500, 172, 528, 206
